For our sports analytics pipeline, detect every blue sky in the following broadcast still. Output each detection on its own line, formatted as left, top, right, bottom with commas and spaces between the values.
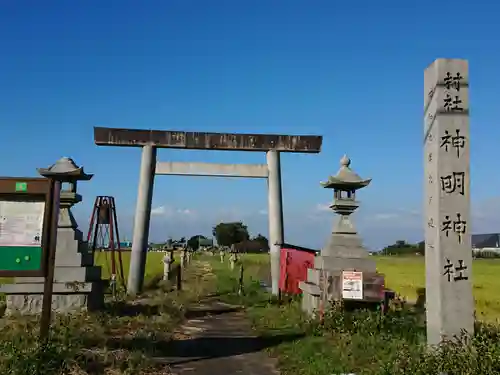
0, 0, 499, 250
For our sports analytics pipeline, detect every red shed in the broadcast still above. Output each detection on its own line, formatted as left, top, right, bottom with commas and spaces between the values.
279, 244, 318, 295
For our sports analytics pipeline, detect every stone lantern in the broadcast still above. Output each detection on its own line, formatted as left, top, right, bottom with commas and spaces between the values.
320, 155, 372, 259
299, 155, 380, 316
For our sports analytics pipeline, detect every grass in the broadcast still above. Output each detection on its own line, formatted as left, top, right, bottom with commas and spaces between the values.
204, 253, 500, 375
0, 251, 215, 374
3, 250, 500, 374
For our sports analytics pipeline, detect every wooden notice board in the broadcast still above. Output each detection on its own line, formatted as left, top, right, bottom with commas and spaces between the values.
0, 177, 55, 277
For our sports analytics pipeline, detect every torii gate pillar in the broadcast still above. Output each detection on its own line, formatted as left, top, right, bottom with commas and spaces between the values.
128, 144, 157, 294
267, 150, 284, 295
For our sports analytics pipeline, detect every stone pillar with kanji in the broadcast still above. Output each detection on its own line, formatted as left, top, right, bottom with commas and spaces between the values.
424, 58, 474, 346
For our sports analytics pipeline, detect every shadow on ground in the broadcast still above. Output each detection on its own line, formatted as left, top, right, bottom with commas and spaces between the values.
104, 301, 163, 317
184, 305, 241, 319
106, 332, 304, 365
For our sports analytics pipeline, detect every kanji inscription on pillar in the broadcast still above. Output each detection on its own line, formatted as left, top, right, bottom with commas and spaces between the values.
424, 58, 473, 346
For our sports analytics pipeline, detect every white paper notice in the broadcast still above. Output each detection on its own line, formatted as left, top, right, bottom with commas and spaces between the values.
342, 271, 363, 300
0, 201, 45, 246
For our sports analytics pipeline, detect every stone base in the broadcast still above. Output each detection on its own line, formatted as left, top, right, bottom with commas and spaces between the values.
14, 266, 101, 284
300, 264, 385, 316
299, 281, 320, 315
1, 282, 104, 315
314, 255, 376, 273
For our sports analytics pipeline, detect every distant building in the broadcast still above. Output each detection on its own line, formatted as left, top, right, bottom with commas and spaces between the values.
472, 233, 500, 257
472, 233, 500, 249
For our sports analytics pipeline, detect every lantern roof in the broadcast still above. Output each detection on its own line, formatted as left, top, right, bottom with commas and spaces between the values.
320, 155, 371, 190
38, 157, 93, 181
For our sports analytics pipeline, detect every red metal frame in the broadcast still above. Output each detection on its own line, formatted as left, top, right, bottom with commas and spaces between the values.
86, 196, 125, 290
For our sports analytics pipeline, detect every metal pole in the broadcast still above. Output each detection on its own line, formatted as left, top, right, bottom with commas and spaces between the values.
127, 144, 156, 295
111, 197, 126, 290
40, 179, 61, 342
266, 150, 284, 296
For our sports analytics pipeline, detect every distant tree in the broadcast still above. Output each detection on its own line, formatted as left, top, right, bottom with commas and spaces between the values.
212, 222, 250, 247
253, 234, 269, 248
187, 235, 207, 250
381, 240, 419, 256
234, 235, 270, 253
233, 240, 267, 253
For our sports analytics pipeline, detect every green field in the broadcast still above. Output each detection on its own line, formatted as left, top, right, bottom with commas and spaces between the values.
0, 251, 166, 286
93, 250, 164, 281
3, 251, 500, 321
374, 255, 500, 321
240, 253, 500, 321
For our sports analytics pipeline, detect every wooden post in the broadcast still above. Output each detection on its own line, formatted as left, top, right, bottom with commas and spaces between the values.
40, 179, 61, 342
238, 265, 244, 295
176, 265, 182, 291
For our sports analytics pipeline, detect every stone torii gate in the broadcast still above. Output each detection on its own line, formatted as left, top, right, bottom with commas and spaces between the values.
93, 127, 323, 295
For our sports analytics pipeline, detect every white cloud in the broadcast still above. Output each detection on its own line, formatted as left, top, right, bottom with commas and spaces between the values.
315, 202, 331, 212
370, 209, 420, 222
373, 213, 399, 221
177, 208, 194, 215
150, 205, 196, 218
151, 206, 168, 216
258, 209, 268, 215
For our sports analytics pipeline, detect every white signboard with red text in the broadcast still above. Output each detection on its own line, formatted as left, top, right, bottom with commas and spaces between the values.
342, 271, 363, 300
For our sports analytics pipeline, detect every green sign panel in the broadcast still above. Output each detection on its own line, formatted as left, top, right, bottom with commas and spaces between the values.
15, 182, 27, 192
0, 200, 45, 273
0, 246, 42, 271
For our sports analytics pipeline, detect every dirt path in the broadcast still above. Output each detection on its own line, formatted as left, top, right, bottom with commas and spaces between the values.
157, 299, 281, 375
154, 261, 296, 375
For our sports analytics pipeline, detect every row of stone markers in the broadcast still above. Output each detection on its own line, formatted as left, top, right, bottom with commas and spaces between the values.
218, 248, 239, 270
163, 247, 192, 282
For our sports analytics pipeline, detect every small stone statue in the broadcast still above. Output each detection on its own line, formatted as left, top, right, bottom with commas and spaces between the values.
229, 252, 238, 271
181, 249, 188, 267
163, 250, 174, 280
186, 250, 192, 263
